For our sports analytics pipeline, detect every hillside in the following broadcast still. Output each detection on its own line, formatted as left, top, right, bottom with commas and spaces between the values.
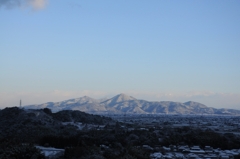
24, 93, 240, 115
0, 107, 113, 142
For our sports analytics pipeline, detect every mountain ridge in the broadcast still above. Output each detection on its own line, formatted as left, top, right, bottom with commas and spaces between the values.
24, 93, 240, 115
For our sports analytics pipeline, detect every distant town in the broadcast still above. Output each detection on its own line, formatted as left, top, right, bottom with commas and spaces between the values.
109, 114, 240, 159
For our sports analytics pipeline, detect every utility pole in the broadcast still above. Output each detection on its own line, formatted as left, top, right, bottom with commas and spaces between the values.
20, 99, 22, 107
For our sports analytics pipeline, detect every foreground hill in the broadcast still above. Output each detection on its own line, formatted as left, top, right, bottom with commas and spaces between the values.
0, 107, 113, 142
25, 93, 240, 115
1, 107, 240, 158
0, 107, 113, 158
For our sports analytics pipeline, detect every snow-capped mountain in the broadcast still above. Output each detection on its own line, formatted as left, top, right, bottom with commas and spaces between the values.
24, 93, 240, 115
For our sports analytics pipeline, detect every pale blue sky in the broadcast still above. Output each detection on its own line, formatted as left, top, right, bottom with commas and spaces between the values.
1, 0, 240, 109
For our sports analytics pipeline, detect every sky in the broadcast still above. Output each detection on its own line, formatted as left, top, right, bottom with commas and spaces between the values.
1, 0, 240, 109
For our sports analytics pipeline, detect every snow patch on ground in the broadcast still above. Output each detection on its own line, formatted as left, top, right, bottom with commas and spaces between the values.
35, 146, 64, 157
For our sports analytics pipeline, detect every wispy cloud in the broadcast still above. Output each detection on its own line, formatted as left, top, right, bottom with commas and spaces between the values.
0, 0, 48, 10
28, 0, 47, 10
68, 2, 81, 9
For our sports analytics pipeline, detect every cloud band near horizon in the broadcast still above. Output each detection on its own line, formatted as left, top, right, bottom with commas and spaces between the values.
0, 0, 47, 10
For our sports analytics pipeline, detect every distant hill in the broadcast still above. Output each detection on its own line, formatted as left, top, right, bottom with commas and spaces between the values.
25, 93, 240, 115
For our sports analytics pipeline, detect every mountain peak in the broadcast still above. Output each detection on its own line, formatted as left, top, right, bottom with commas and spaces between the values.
60, 96, 98, 105
113, 93, 136, 102
184, 101, 207, 108
81, 96, 94, 100
101, 93, 137, 106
